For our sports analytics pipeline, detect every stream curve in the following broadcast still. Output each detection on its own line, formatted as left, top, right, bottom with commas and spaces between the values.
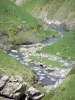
7, 25, 72, 91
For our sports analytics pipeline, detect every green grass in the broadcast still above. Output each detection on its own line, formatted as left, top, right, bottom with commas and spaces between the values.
36, 21, 58, 41
42, 73, 75, 100
22, 0, 38, 11
39, 29, 75, 61
68, 66, 75, 76
0, 50, 48, 93
0, 0, 38, 44
30, 56, 65, 68
22, 0, 50, 12
42, 66, 75, 100
21, 0, 75, 29
0, 50, 34, 83
0, 0, 58, 44
0, 0, 37, 28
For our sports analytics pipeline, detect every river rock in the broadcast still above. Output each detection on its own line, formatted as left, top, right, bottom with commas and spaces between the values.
0, 75, 27, 100
11, 50, 18, 53
26, 87, 44, 100
20, 47, 28, 53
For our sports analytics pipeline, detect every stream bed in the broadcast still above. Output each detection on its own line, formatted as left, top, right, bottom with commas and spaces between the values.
7, 25, 72, 91
7, 49, 71, 87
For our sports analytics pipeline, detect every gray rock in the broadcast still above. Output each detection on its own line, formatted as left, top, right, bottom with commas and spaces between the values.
1, 75, 9, 81
0, 75, 9, 90
0, 80, 5, 90
26, 87, 44, 100
0, 75, 27, 100
0, 96, 14, 100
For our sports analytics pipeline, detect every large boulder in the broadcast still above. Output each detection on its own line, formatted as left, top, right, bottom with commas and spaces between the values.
26, 87, 44, 100
0, 75, 27, 100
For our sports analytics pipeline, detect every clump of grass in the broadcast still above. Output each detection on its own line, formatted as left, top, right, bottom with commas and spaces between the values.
68, 66, 75, 76
30, 56, 65, 68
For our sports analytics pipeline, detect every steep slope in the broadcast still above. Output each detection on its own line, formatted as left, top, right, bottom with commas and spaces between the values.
21, 0, 75, 29
42, 67, 75, 100
0, 50, 34, 84
39, 29, 75, 61
0, 0, 37, 44
0, 0, 57, 46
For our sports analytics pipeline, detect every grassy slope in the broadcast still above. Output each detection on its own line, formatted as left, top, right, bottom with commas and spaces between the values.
0, 50, 47, 93
22, 0, 75, 15
0, 0, 37, 44
42, 68, 75, 100
37, 28, 75, 100
39, 29, 75, 61
0, 50, 34, 83
0, 0, 37, 28
21, 0, 51, 15
22, 0, 75, 29
22, 0, 59, 41
30, 56, 65, 68
0, 0, 58, 44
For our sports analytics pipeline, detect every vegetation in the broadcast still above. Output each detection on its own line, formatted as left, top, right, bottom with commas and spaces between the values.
0, 50, 47, 92
0, 50, 34, 83
39, 29, 75, 61
42, 66, 75, 100
30, 56, 65, 68
68, 66, 75, 76
21, 0, 75, 29
0, 0, 58, 45
0, 0, 75, 100
0, 0, 37, 44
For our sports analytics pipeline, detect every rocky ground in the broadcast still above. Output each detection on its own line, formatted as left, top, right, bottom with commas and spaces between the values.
7, 42, 72, 92
0, 75, 44, 100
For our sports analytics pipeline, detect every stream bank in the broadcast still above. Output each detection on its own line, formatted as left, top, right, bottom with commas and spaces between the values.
7, 25, 72, 92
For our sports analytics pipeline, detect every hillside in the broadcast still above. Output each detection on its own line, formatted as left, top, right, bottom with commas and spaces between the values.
37, 29, 75, 100
42, 66, 75, 100
0, 0, 36, 45
20, 0, 75, 30
39, 29, 75, 61
0, 0, 75, 100
0, 50, 34, 84
0, 0, 57, 46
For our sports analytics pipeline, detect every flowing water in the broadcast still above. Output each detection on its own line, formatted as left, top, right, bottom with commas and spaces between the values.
7, 49, 71, 86
41, 37, 59, 44
7, 26, 71, 87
